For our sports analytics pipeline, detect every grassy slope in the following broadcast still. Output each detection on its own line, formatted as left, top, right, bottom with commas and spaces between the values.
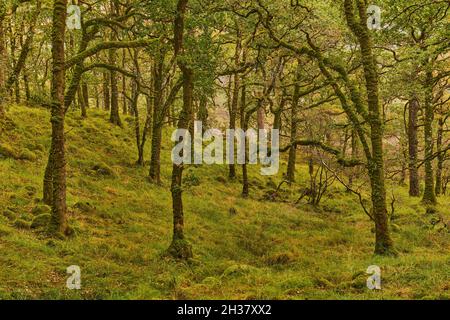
0, 105, 448, 300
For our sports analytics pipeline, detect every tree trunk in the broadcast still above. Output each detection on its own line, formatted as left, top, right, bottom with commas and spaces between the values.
149, 55, 164, 183
344, 0, 393, 255
228, 28, 241, 179
435, 117, 444, 196
108, 3, 121, 126
138, 95, 153, 166
241, 84, 249, 197
287, 74, 300, 183
198, 94, 208, 132
109, 43, 121, 126
168, 0, 193, 260
48, 0, 68, 236
43, 151, 53, 205
408, 97, 420, 196
78, 85, 87, 118
94, 84, 100, 109
122, 48, 128, 115
0, 3, 5, 117
103, 71, 110, 110
422, 69, 436, 204
23, 72, 30, 102
82, 82, 89, 109
131, 78, 141, 165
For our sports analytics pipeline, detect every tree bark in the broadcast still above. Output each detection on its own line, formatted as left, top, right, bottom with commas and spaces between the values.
344, 0, 393, 255
121, 48, 128, 115
149, 55, 164, 183
108, 1, 122, 127
0, 1, 5, 116
78, 85, 87, 118
408, 97, 420, 196
228, 27, 241, 179
435, 117, 444, 196
109, 44, 121, 126
241, 84, 249, 197
168, 0, 193, 260
422, 68, 437, 204
287, 71, 301, 183
103, 71, 110, 110
48, 0, 68, 235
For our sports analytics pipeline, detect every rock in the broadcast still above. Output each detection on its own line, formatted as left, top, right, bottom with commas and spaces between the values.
73, 202, 96, 213
222, 264, 255, 278
2, 209, 17, 220
91, 162, 116, 177
25, 186, 37, 196
215, 176, 227, 183
0, 143, 16, 159
264, 252, 294, 266
266, 179, 277, 189
31, 214, 51, 229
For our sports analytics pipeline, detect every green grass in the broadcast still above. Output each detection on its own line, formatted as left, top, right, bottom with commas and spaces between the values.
0, 105, 449, 299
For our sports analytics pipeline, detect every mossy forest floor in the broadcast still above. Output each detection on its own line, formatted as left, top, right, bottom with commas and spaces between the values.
0, 105, 449, 299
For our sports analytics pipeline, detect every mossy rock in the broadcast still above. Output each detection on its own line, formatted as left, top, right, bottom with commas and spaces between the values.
266, 179, 277, 189
215, 176, 227, 183
425, 206, 438, 215
0, 143, 16, 159
202, 277, 222, 286
0, 225, 11, 237
14, 219, 31, 229
31, 214, 51, 229
91, 162, 116, 177
18, 149, 37, 161
73, 202, 96, 213
391, 223, 401, 232
264, 252, 294, 266
31, 204, 51, 216
25, 185, 37, 196
166, 239, 193, 260
2, 209, 17, 221
222, 264, 256, 278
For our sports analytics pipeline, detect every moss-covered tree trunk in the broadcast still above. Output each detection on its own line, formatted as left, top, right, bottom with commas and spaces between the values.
103, 71, 110, 110
78, 85, 87, 118
408, 97, 420, 196
149, 55, 164, 183
43, 151, 53, 205
109, 44, 121, 126
344, 0, 393, 255
108, 1, 122, 127
241, 84, 249, 197
422, 69, 436, 204
121, 48, 128, 115
286, 71, 301, 183
435, 117, 444, 196
168, 0, 193, 259
228, 27, 241, 179
48, 0, 68, 235
0, 0, 5, 117
138, 94, 153, 165
82, 82, 89, 110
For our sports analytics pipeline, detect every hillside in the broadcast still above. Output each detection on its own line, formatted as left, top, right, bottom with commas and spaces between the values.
0, 105, 448, 299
